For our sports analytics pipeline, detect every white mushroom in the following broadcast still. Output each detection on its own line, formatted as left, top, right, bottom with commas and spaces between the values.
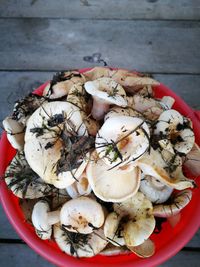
183, 143, 200, 176
12, 93, 46, 125
83, 67, 159, 94
103, 212, 125, 246
154, 109, 195, 154
67, 82, 100, 136
160, 96, 175, 110
43, 71, 86, 99
96, 116, 150, 167
32, 200, 60, 240
86, 151, 141, 202
84, 77, 127, 120
60, 196, 105, 234
83, 66, 111, 81
127, 94, 164, 121
153, 189, 192, 217
104, 106, 143, 121
4, 152, 54, 199
66, 172, 91, 199
54, 223, 108, 257
139, 174, 173, 204
24, 101, 88, 189
137, 148, 195, 190
3, 117, 25, 150
114, 192, 156, 247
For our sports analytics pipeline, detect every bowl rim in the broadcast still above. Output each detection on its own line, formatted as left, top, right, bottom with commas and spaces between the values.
0, 67, 200, 267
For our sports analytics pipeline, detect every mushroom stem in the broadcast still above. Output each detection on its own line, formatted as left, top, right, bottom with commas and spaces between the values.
47, 210, 60, 225
91, 97, 110, 120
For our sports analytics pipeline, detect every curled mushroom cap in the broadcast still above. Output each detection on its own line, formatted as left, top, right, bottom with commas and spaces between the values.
3, 117, 25, 150
96, 116, 150, 167
86, 152, 141, 202
139, 174, 173, 204
32, 200, 60, 240
84, 77, 127, 120
4, 152, 53, 199
114, 192, 156, 247
137, 148, 195, 190
54, 223, 108, 257
66, 172, 92, 199
153, 189, 192, 217
24, 101, 88, 189
60, 196, 105, 234
154, 109, 195, 154
43, 71, 86, 99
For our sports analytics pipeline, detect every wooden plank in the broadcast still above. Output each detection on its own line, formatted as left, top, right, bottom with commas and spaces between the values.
0, 0, 200, 20
0, 243, 200, 267
0, 205, 20, 239
0, 19, 199, 73
0, 243, 55, 267
160, 250, 200, 266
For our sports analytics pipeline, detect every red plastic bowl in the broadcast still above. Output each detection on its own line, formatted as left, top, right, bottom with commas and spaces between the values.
0, 68, 200, 267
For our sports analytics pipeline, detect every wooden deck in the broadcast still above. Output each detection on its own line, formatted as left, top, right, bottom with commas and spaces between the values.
0, 1, 200, 266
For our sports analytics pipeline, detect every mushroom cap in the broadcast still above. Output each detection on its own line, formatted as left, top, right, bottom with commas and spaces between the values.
114, 192, 155, 247
104, 106, 143, 121
128, 238, 155, 258
103, 212, 125, 246
153, 189, 192, 217
154, 109, 195, 154
83, 67, 111, 81
32, 200, 52, 240
96, 116, 150, 167
5, 152, 53, 199
66, 172, 91, 199
84, 77, 127, 107
60, 196, 105, 234
137, 148, 194, 190
139, 175, 173, 204
3, 116, 25, 150
86, 152, 141, 202
183, 143, 200, 176
24, 101, 87, 189
54, 223, 108, 257
43, 71, 86, 99
67, 82, 100, 136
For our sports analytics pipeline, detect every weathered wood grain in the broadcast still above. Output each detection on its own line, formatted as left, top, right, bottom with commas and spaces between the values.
0, 205, 20, 239
0, 19, 199, 73
0, 243, 200, 267
0, 0, 200, 20
0, 243, 55, 267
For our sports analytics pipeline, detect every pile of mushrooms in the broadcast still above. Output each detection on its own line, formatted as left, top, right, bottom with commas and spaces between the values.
3, 67, 200, 258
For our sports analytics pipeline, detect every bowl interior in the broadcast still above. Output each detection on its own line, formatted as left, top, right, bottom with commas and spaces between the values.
0, 69, 200, 267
